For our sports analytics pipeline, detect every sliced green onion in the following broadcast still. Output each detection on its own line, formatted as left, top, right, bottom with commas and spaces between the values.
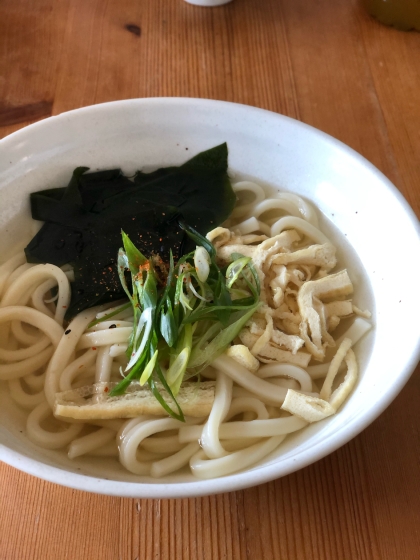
226, 256, 251, 288
139, 349, 158, 385
87, 302, 131, 329
110, 227, 260, 419
194, 246, 211, 282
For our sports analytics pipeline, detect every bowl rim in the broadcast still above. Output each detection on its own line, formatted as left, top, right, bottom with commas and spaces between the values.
1, 97, 419, 498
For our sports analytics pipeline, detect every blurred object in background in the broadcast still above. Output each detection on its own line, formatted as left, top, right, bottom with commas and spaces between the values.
362, 0, 420, 31
184, 0, 233, 5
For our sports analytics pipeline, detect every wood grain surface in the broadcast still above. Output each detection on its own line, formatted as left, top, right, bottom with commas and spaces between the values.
0, 0, 419, 558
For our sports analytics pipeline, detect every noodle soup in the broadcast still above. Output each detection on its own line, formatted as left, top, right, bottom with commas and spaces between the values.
0, 173, 373, 482
1, 99, 418, 499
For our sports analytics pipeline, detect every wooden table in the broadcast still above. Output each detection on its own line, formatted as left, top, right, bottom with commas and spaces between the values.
1, 1, 419, 558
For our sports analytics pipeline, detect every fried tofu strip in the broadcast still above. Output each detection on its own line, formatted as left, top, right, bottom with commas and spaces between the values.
297, 270, 353, 360
281, 338, 358, 422
270, 242, 337, 270
239, 329, 311, 368
55, 381, 215, 420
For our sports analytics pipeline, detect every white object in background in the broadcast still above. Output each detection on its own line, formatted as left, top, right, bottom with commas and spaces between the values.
184, 0, 232, 6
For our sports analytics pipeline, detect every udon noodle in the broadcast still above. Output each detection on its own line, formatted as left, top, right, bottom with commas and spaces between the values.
0, 181, 371, 479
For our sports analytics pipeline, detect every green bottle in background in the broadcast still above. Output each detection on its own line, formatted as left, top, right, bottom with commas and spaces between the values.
362, 0, 420, 31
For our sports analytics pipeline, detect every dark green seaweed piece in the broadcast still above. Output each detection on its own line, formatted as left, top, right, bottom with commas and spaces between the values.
24, 143, 235, 319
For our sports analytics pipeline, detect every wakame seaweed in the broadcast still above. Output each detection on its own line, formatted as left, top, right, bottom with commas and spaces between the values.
25, 144, 236, 319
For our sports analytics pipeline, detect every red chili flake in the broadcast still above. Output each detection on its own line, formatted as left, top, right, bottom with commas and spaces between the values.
104, 387, 109, 393
140, 262, 150, 272
92, 347, 97, 350
62, 306, 67, 309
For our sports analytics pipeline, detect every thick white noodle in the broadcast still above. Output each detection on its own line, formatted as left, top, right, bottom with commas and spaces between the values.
189, 435, 285, 479
59, 348, 97, 391
256, 363, 313, 392
119, 418, 185, 475
68, 427, 116, 459
270, 216, 330, 243
231, 182, 266, 218
0, 306, 63, 380
2, 312, 59, 346
231, 385, 290, 407
10, 320, 43, 346
0, 179, 370, 480
307, 318, 372, 379
24, 371, 46, 392
221, 437, 262, 451
179, 415, 307, 443
95, 345, 113, 383
224, 397, 269, 422
8, 378, 46, 409
200, 371, 233, 459
253, 199, 301, 223
212, 355, 288, 405
0, 333, 50, 362
269, 378, 300, 391
150, 442, 200, 478
72, 366, 96, 388
334, 317, 372, 348
31, 279, 57, 318
109, 344, 128, 357
0, 264, 71, 325
117, 416, 153, 441
44, 307, 99, 408
77, 327, 133, 349
276, 193, 319, 227
4, 264, 35, 293
142, 435, 184, 454
27, 401, 84, 449
233, 217, 271, 237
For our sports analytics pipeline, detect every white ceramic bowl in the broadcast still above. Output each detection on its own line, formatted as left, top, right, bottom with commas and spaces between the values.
0, 98, 419, 498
